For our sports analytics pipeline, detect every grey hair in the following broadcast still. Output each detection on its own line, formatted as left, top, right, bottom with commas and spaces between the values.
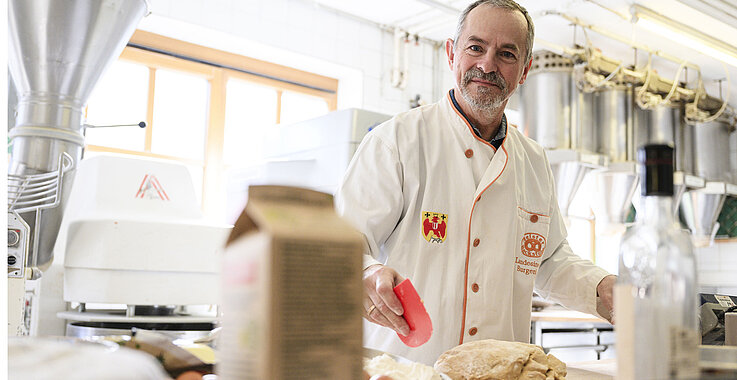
453, 0, 535, 64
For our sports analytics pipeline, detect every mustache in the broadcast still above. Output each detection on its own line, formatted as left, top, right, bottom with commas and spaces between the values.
463, 68, 507, 91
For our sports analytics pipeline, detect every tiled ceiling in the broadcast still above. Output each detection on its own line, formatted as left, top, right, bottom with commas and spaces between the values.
313, 0, 737, 109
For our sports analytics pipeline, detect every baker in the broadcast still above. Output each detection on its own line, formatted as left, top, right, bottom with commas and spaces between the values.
336, 0, 616, 365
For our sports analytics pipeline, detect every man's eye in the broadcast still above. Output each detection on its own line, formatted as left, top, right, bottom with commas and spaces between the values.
501, 51, 517, 60
468, 45, 482, 52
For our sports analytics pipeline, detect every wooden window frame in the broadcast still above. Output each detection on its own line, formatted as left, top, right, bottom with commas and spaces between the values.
86, 30, 339, 216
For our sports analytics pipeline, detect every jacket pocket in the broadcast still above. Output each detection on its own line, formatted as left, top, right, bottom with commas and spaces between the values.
513, 207, 550, 280
516, 207, 551, 260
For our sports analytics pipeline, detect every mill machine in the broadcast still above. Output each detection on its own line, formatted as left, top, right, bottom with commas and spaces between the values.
7, 0, 150, 336
8, 0, 230, 338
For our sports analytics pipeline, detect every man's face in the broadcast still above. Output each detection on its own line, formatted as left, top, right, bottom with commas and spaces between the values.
446, 5, 531, 112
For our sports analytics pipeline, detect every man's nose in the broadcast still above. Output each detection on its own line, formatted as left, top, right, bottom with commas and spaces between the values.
475, 52, 498, 74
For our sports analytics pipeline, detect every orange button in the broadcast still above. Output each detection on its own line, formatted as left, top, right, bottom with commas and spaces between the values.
473, 238, 480, 247
530, 214, 539, 223
472, 283, 479, 292
469, 327, 478, 336
465, 149, 474, 158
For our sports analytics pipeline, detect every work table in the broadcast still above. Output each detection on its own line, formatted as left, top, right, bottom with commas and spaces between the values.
531, 307, 610, 324
530, 306, 613, 362
530, 307, 615, 378
566, 359, 615, 380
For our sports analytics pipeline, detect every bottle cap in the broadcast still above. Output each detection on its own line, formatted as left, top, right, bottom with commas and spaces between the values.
638, 144, 674, 196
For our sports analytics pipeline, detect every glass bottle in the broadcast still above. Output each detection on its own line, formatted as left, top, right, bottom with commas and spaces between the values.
615, 144, 699, 380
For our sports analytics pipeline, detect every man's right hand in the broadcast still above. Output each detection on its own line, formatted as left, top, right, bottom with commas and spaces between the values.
363, 264, 411, 336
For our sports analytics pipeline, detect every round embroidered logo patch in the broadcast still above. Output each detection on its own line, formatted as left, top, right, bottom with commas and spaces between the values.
521, 233, 546, 258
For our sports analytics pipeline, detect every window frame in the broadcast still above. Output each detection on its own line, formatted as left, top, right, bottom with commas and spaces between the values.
85, 30, 339, 216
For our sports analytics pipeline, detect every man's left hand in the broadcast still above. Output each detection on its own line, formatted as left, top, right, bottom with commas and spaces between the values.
596, 274, 617, 324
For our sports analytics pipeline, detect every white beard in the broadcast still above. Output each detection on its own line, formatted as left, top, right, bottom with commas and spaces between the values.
459, 68, 508, 112
460, 83, 507, 111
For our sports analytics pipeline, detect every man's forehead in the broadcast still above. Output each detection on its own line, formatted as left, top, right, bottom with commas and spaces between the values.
459, 5, 527, 44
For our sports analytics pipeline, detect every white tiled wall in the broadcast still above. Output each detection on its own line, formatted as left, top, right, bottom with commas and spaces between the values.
146, 0, 455, 116
695, 241, 737, 295
591, 231, 737, 295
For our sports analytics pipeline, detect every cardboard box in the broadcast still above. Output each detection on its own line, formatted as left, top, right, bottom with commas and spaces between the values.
217, 185, 365, 379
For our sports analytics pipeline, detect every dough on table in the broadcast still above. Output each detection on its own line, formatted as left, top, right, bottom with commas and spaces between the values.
433, 339, 566, 380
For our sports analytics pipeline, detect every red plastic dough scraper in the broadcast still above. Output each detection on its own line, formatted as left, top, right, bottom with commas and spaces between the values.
393, 278, 433, 347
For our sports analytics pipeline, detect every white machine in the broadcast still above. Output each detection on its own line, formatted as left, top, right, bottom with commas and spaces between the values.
226, 108, 391, 222
56, 155, 231, 338
258, 108, 391, 193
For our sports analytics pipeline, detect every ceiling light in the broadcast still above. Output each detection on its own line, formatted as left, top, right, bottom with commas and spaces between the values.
631, 4, 737, 68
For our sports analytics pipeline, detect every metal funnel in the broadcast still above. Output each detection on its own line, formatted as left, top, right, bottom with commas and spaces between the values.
547, 150, 607, 217
551, 161, 590, 216
8, 0, 148, 269
680, 186, 726, 247
591, 163, 639, 225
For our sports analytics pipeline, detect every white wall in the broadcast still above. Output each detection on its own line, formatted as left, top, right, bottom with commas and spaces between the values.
144, 0, 455, 116
695, 241, 737, 295
591, 232, 737, 294
592, 227, 737, 296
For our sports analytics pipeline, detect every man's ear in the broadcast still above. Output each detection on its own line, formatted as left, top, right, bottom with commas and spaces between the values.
445, 38, 455, 70
519, 57, 533, 85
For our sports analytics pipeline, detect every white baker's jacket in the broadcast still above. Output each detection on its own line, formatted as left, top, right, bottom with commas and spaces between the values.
335, 91, 610, 365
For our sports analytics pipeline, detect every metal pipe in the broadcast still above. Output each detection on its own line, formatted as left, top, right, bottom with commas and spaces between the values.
537, 10, 702, 72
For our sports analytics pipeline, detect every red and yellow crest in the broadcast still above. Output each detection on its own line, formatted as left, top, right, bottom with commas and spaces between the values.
421, 211, 447, 243
521, 233, 546, 258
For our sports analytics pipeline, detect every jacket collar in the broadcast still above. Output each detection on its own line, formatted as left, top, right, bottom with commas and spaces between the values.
448, 89, 507, 150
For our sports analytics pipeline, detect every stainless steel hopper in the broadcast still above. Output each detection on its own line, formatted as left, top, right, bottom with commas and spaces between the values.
680, 120, 735, 246
518, 51, 606, 216
589, 85, 639, 225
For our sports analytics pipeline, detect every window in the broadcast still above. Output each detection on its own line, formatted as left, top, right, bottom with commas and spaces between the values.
223, 79, 278, 166
85, 61, 149, 151
150, 69, 209, 161
85, 31, 338, 221
280, 90, 330, 125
